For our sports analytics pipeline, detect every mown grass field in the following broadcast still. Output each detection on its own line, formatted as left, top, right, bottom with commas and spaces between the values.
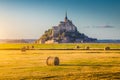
0, 43, 120, 80
0, 43, 120, 50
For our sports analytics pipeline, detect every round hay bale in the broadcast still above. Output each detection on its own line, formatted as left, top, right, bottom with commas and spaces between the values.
85, 46, 90, 50
31, 45, 34, 49
21, 47, 26, 52
75, 45, 80, 49
26, 46, 29, 50
46, 56, 60, 66
104, 47, 110, 50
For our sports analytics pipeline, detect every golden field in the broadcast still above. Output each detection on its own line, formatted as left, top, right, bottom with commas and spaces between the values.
0, 47, 120, 79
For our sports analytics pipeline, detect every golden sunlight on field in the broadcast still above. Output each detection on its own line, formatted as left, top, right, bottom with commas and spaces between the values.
0, 22, 8, 39
0, 50, 120, 79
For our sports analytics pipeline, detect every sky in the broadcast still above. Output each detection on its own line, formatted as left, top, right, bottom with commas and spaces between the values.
0, 0, 120, 39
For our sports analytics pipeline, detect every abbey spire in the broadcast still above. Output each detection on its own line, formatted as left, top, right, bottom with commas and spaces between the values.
65, 11, 68, 22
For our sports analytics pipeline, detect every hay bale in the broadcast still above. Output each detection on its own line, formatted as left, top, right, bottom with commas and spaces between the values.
85, 46, 90, 50
26, 46, 29, 50
21, 47, 26, 52
46, 56, 60, 66
104, 47, 110, 50
31, 45, 34, 49
75, 45, 80, 49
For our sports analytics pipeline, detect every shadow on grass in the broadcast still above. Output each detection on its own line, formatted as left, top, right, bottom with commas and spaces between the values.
92, 72, 120, 79
20, 76, 59, 80
41, 76, 59, 79
59, 64, 118, 67
20, 72, 120, 80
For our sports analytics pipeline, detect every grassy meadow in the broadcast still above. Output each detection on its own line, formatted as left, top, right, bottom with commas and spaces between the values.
0, 43, 120, 79
0, 43, 120, 50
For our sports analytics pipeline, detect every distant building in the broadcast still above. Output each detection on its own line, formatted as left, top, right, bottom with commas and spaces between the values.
52, 12, 77, 36
36, 12, 97, 44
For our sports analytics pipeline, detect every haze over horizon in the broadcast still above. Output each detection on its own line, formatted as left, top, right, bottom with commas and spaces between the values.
0, 0, 120, 40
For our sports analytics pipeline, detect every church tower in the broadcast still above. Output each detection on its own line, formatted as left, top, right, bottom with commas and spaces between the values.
65, 11, 68, 22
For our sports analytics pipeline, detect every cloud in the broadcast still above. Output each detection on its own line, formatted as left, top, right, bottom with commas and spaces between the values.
82, 25, 115, 28
93, 25, 114, 28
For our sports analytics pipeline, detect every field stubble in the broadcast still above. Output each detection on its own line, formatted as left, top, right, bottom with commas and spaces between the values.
0, 50, 120, 80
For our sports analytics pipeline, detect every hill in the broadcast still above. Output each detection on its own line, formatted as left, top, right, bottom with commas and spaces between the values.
36, 13, 97, 44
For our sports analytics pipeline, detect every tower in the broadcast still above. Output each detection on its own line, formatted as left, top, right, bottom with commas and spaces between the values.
65, 11, 68, 22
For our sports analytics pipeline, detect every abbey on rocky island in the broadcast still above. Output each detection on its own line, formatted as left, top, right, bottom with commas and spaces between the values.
52, 12, 77, 36
35, 12, 97, 44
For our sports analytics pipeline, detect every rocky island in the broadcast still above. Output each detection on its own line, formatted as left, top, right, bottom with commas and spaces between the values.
35, 13, 97, 44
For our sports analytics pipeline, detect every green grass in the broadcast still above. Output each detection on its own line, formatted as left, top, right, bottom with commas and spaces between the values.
0, 50, 120, 79
0, 43, 120, 49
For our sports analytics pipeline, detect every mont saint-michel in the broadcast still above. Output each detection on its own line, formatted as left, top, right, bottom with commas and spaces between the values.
36, 13, 97, 44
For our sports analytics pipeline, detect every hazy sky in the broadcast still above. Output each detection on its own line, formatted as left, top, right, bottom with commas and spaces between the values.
0, 0, 120, 39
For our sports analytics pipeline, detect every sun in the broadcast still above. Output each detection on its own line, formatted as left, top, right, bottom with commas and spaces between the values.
0, 23, 8, 39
